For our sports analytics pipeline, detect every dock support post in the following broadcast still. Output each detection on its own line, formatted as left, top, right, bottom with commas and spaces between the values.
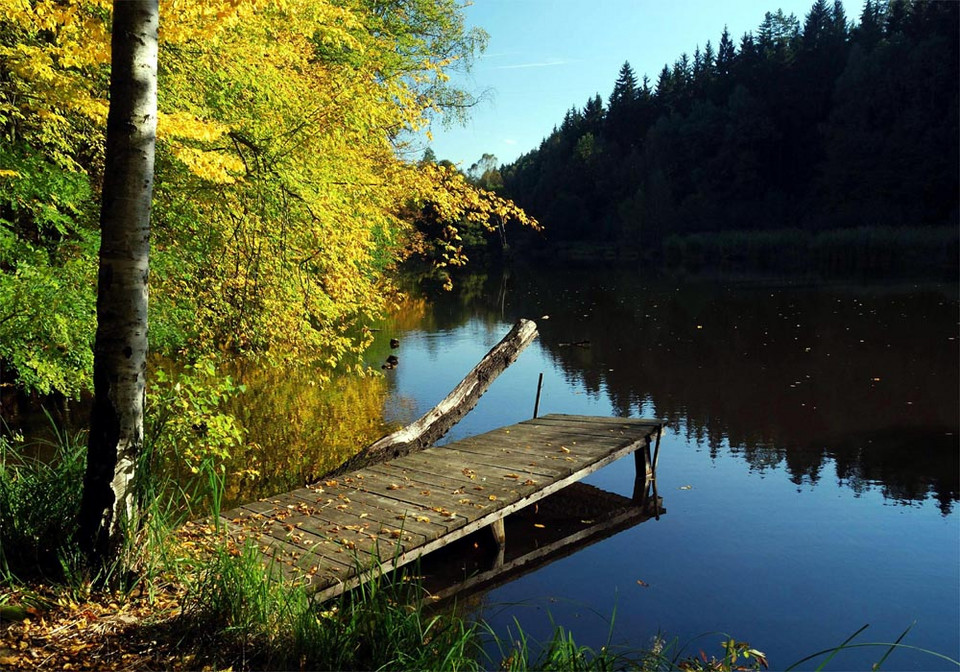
651, 425, 662, 519
632, 439, 653, 506
633, 424, 662, 519
533, 373, 544, 418
490, 518, 506, 548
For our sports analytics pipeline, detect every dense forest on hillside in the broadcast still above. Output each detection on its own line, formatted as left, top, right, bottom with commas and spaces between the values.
496, 0, 958, 275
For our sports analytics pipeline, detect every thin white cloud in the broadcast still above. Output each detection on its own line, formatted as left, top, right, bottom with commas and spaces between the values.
479, 51, 523, 60
493, 58, 569, 70
502, 138, 518, 145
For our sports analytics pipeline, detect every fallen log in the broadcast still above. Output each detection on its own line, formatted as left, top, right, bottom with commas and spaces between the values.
327, 318, 539, 476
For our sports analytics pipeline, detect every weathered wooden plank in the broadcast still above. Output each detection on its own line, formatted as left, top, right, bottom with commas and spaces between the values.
237, 501, 378, 565
343, 469, 502, 529
284, 487, 435, 545
226, 512, 356, 576
408, 448, 562, 478
532, 414, 663, 428
449, 432, 630, 462
445, 436, 634, 476
239, 490, 428, 560
324, 481, 468, 538
399, 446, 570, 482
364, 463, 538, 503
290, 484, 457, 541
462, 425, 642, 450
454, 427, 636, 453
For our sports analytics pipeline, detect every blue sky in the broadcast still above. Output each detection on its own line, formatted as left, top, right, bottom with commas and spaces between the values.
425, 0, 866, 170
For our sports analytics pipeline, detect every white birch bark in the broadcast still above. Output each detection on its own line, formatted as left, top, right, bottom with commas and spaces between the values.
79, 0, 158, 566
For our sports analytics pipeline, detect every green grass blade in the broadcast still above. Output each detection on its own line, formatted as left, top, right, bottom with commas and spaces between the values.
872, 621, 913, 670
785, 623, 871, 671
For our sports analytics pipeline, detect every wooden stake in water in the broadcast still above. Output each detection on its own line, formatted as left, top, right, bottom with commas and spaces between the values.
533, 372, 544, 418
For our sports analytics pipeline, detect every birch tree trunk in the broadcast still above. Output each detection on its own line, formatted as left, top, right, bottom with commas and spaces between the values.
78, 0, 158, 567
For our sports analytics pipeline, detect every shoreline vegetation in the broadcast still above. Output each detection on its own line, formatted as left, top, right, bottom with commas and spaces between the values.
3, 427, 956, 671
511, 226, 959, 280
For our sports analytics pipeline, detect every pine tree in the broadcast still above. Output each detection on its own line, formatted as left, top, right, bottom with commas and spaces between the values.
717, 27, 737, 77
703, 41, 716, 76
803, 0, 832, 50
855, 0, 883, 48
609, 61, 638, 110
831, 0, 849, 39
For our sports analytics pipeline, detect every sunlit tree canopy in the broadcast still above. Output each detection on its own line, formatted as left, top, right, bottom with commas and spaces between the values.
0, 0, 536, 395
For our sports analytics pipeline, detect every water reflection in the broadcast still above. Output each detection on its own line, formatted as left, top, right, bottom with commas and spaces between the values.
392, 267, 959, 514
216, 364, 395, 508
416, 482, 663, 604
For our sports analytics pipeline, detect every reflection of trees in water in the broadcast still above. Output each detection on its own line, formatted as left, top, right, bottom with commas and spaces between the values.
417, 267, 959, 513
218, 364, 395, 507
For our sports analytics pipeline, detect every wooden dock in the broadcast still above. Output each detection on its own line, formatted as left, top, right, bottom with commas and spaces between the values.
220, 414, 664, 602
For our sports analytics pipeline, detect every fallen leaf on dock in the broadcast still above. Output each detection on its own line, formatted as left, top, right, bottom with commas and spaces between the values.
504, 473, 520, 479
523, 479, 537, 486
325, 480, 338, 487
488, 495, 498, 501
560, 446, 571, 453
415, 516, 431, 523
387, 484, 402, 490
420, 490, 431, 496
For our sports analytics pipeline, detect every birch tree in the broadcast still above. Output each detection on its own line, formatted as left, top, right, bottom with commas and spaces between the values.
77, 0, 158, 567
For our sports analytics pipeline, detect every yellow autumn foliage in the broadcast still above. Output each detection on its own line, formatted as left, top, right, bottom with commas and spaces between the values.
0, 0, 536, 392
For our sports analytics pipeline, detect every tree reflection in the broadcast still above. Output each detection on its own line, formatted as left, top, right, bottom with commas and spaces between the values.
412, 267, 959, 513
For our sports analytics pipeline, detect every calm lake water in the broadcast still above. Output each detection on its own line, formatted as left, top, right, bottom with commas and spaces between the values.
373, 266, 959, 670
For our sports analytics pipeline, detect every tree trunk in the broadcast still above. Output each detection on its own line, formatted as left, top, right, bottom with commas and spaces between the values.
329, 318, 538, 476
78, 0, 158, 568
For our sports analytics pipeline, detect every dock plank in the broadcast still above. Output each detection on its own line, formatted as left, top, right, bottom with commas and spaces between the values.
219, 414, 663, 601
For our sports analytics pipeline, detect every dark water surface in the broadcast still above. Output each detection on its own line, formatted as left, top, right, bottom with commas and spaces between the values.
375, 267, 959, 670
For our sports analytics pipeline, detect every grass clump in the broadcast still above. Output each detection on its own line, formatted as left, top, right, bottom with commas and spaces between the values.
0, 421, 85, 579
180, 543, 482, 670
